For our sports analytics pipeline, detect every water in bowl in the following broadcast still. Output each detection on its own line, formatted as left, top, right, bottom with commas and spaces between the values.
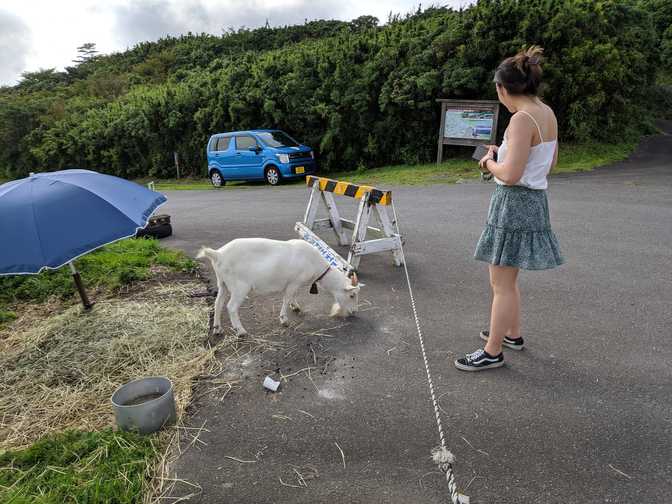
124, 393, 163, 406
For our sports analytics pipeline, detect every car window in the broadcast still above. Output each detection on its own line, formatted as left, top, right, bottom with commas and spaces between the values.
257, 131, 300, 148
215, 137, 231, 151
235, 135, 258, 150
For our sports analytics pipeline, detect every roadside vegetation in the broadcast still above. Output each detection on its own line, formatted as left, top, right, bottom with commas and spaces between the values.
1, 0, 670, 181
143, 140, 640, 190
0, 238, 194, 324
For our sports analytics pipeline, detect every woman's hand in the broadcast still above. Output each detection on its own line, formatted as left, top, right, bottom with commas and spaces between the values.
479, 144, 498, 172
479, 153, 493, 173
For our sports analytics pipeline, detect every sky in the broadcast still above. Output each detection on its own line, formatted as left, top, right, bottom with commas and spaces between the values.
0, 0, 472, 86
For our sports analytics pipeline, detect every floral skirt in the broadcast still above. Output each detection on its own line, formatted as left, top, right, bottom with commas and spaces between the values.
474, 184, 564, 270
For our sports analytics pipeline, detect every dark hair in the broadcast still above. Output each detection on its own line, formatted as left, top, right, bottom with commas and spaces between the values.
494, 46, 543, 95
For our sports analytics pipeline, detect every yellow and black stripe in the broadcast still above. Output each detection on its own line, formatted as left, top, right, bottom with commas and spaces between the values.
306, 175, 391, 205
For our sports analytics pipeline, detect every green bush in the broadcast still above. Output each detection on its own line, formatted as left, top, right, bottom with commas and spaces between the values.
0, 1, 667, 179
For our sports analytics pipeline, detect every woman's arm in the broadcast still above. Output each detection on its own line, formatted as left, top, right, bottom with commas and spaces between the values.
482, 114, 534, 185
550, 141, 558, 171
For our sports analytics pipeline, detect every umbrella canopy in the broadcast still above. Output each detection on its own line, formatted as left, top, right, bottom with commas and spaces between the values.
0, 170, 166, 275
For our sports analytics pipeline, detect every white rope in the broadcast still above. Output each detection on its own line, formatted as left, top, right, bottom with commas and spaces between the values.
390, 199, 465, 504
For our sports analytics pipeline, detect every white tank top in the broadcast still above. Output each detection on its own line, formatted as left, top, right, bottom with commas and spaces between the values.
495, 110, 557, 190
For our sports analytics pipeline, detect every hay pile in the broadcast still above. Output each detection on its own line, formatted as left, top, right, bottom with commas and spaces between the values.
0, 281, 221, 451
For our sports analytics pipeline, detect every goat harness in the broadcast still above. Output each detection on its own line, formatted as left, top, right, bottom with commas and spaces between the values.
309, 266, 331, 294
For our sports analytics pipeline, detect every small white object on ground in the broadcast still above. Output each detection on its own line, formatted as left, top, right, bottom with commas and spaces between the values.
263, 376, 281, 392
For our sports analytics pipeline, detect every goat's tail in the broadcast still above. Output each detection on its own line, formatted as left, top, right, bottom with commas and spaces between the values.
196, 247, 218, 264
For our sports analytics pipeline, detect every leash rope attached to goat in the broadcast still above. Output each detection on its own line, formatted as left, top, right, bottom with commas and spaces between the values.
390, 199, 467, 504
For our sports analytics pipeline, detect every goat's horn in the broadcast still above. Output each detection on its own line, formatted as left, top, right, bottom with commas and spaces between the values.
351, 272, 358, 286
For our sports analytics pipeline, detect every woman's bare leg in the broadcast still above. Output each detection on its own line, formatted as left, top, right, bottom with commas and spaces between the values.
488, 266, 520, 338
511, 282, 521, 338
485, 265, 520, 355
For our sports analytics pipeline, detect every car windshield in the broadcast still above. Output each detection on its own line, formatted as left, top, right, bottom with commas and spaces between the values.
257, 131, 300, 148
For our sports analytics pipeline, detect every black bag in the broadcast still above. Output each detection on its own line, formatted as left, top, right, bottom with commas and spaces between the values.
136, 214, 172, 239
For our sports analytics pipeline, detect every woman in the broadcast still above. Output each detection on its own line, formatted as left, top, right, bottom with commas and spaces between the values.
455, 46, 564, 372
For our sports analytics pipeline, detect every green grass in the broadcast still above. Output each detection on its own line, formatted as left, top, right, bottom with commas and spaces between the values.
341, 158, 475, 186
139, 177, 274, 191
550, 141, 639, 174
140, 141, 639, 190
2, 140, 641, 191
338, 141, 639, 186
0, 429, 155, 504
0, 238, 195, 310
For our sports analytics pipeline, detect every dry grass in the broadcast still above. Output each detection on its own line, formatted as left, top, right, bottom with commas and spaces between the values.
0, 280, 219, 451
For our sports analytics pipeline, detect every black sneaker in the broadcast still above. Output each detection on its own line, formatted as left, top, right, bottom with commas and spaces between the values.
454, 348, 504, 372
480, 330, 525, 351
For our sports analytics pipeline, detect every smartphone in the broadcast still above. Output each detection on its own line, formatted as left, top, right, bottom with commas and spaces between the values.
472, 144, 497, 162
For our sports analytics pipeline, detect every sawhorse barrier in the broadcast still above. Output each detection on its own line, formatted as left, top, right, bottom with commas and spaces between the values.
295, 175, 403, 272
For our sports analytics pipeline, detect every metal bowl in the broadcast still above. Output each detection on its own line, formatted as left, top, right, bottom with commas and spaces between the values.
111, 376, 176, 434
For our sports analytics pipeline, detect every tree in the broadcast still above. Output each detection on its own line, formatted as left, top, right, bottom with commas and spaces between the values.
16, 69, 67, 92
0, 2, 665, 179
73, 43, 99, 64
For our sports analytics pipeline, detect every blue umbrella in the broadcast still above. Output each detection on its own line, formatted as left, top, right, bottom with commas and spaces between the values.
0, 169, 166, 308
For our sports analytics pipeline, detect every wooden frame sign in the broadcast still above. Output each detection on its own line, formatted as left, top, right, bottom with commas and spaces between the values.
436, 99, 500, 163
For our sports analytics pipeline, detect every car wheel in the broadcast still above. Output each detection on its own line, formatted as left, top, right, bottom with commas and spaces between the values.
265, 166, 281, 186
210, 170, 225, 187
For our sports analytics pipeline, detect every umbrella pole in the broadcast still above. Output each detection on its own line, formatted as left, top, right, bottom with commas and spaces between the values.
69, 262, 94, 310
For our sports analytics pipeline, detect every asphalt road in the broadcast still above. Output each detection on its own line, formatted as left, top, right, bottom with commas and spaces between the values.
160, 129, 672, 504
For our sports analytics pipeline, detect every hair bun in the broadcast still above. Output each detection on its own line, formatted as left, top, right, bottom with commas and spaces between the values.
495, 45, 544, 96
524, 45, 544, 66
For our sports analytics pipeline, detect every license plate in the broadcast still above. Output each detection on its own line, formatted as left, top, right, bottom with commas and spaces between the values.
295, 166, 305, 174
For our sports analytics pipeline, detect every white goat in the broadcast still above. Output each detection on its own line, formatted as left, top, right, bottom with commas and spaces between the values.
197, 238, 362, 336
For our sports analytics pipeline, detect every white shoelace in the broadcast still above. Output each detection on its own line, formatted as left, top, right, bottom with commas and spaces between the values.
466, 349, 485, 362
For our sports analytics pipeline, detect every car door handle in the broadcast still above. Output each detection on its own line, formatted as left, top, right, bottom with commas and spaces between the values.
236, 153, 242, 156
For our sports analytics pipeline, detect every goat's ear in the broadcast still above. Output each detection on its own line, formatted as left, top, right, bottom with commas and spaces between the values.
345, 284, 360, 291
350, 272, 359, 286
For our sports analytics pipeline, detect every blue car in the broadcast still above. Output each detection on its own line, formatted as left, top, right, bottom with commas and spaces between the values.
206, 129, 316, 186
473, 125, 492, 137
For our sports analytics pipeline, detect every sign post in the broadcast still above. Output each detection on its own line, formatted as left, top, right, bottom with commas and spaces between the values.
436, 99, 500, 163
173, 151, 180, 179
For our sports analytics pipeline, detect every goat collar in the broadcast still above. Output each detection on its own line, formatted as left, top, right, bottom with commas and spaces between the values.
310, 266, 331, 294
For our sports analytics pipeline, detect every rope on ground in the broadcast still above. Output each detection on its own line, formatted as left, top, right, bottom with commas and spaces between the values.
390, 199, 468, 504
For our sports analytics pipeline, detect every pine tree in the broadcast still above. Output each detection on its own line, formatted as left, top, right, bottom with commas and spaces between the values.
73, 43, 99, 64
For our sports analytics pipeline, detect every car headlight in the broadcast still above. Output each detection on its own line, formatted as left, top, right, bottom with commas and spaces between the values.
277, 154, 289, 164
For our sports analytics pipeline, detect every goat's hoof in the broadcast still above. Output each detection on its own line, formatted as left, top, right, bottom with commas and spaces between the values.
279, 316, 290, 327
213, 325, 223, 334
234, 328, 248, 338
289, 303, 301, 313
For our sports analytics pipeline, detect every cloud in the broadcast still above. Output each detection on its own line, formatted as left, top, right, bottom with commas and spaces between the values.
0, 9, 32, 85
110, 0, 349, 48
